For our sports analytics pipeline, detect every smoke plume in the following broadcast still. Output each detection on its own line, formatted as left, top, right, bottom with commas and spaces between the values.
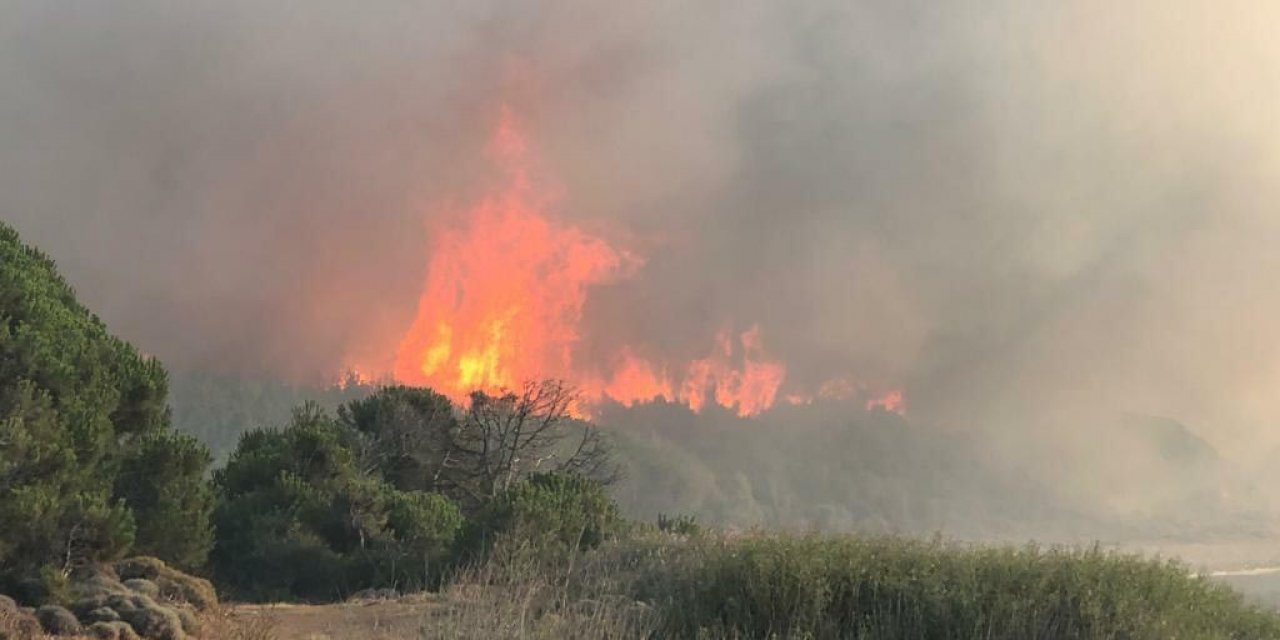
3, 1, 1279, 467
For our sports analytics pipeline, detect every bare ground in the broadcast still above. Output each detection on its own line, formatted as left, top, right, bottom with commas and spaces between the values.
226, 594, 445, 640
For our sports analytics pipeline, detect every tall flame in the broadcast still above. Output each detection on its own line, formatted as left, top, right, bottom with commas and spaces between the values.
393, 108, 626, 397
384, 107, 898, 418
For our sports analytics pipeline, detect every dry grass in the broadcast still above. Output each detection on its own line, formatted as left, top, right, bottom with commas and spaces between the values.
0, 605, 278, 640
420, 554, 655, 639
197, 606, 281, 640
0, 606, 42, 639
215, 537, 662, 640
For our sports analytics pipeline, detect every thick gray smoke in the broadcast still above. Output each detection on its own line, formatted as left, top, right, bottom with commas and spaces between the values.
4, 1, 1279, 471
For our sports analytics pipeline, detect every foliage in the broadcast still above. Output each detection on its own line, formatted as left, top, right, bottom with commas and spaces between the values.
471, 472, 622, 553
210, 405, 463, 602
451, 381, 617, 511
337, 382, 616, 516
209, 384, 626, 602
641, 535, 1280, 639
412, 530, 1280, 640
114, 432, 215, 571
338, 385, 457, 493
0, 221, 212, 589
655, 513, 701, 537
385, 490, 465, 572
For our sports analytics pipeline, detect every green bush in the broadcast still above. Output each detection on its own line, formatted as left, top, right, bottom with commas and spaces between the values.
471, 472, 622, 553
642, 535, 1280, 639
386, 491, 465, 564
210, 405, 463, 601
209, 389, 622, 601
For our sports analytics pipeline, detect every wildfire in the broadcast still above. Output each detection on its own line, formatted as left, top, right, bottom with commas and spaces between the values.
784, 378, 906, 416
392, 108, 625, 398
381, 107, 900, 418
865, 389, 905, 414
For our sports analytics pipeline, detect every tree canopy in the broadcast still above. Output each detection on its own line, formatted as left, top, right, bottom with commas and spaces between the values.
0, 221, 213, 589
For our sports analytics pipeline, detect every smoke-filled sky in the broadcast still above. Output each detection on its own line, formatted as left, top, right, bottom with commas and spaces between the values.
3, 1, 1279, 454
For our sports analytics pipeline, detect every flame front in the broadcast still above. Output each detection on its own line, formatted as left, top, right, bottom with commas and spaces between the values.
393, 108, 625, 398
385, 107, 897, 418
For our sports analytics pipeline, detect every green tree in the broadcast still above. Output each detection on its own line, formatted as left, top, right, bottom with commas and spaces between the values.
0, 222, 212, 590
211, 405, 463, 601
337, 382, 617, 515
338, 386, 457, 492
114, 431, 215, 571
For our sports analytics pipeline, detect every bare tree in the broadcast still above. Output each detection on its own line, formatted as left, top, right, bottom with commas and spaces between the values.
443, 380, 617, 508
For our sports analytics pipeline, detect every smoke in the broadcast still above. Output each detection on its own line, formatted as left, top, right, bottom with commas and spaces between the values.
3, 1, 1279, 463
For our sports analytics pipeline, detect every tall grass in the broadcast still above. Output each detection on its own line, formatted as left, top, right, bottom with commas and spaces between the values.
432, 532, 1280, 639
420, 539, 657, 638
198, 606, 281, 640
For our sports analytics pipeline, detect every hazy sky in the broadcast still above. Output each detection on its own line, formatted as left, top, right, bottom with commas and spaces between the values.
3, 1, 1279, 453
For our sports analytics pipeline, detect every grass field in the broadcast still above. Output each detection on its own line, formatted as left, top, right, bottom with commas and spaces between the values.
205, 533, 1280, 640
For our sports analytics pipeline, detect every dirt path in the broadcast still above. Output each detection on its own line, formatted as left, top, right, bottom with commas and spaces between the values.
229, 595, 445, 640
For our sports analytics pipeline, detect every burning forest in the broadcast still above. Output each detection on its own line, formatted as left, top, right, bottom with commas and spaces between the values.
372, 106, 897, 419
9, 1, 1280, 636
6, 2, 1280, 624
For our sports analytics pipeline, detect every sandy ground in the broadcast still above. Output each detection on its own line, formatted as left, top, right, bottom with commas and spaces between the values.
229, 594, 445, 640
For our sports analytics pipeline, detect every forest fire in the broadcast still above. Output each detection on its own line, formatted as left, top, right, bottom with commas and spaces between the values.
388, 108, 893, 417
391, 108, 628, 402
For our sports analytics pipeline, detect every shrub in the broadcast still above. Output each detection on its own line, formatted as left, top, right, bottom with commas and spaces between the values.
87, 620, 143, 640
656, 514, 701, 537
114, 557, 218, 611
642, 535, 1280, 639
382, 490, 465, 587
471, 472, 622, 553
35, 604, 81, 636
0, 598, 41, 640
211, 406, 464, 601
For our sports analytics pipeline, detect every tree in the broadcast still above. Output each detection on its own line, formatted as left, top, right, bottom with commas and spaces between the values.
335, 381, 616, 514
114, 431, 215, 571
0, 222, 212, 590
211, 405, 463, 601
338, 386, 457, 492
445, 380, 617, 511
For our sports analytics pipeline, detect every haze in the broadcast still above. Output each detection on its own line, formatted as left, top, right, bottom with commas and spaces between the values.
3, 2, 1279, 494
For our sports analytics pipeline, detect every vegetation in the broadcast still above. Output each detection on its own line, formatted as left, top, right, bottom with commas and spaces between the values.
470, 471, 623, 553
0, 221, 212, 594
177, 377, 1251, 545
646, 536, 1280, 639
210, 403, 463, 601
415, 533, 1280, 640
5, 220, 1280, 639
210, 383, 614, 602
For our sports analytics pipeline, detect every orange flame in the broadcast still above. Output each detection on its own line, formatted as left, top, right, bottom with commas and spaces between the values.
380, 107, 898, 418
866, 389, 905, 414
393, 108, 626, 398
678, 326, 786, 417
